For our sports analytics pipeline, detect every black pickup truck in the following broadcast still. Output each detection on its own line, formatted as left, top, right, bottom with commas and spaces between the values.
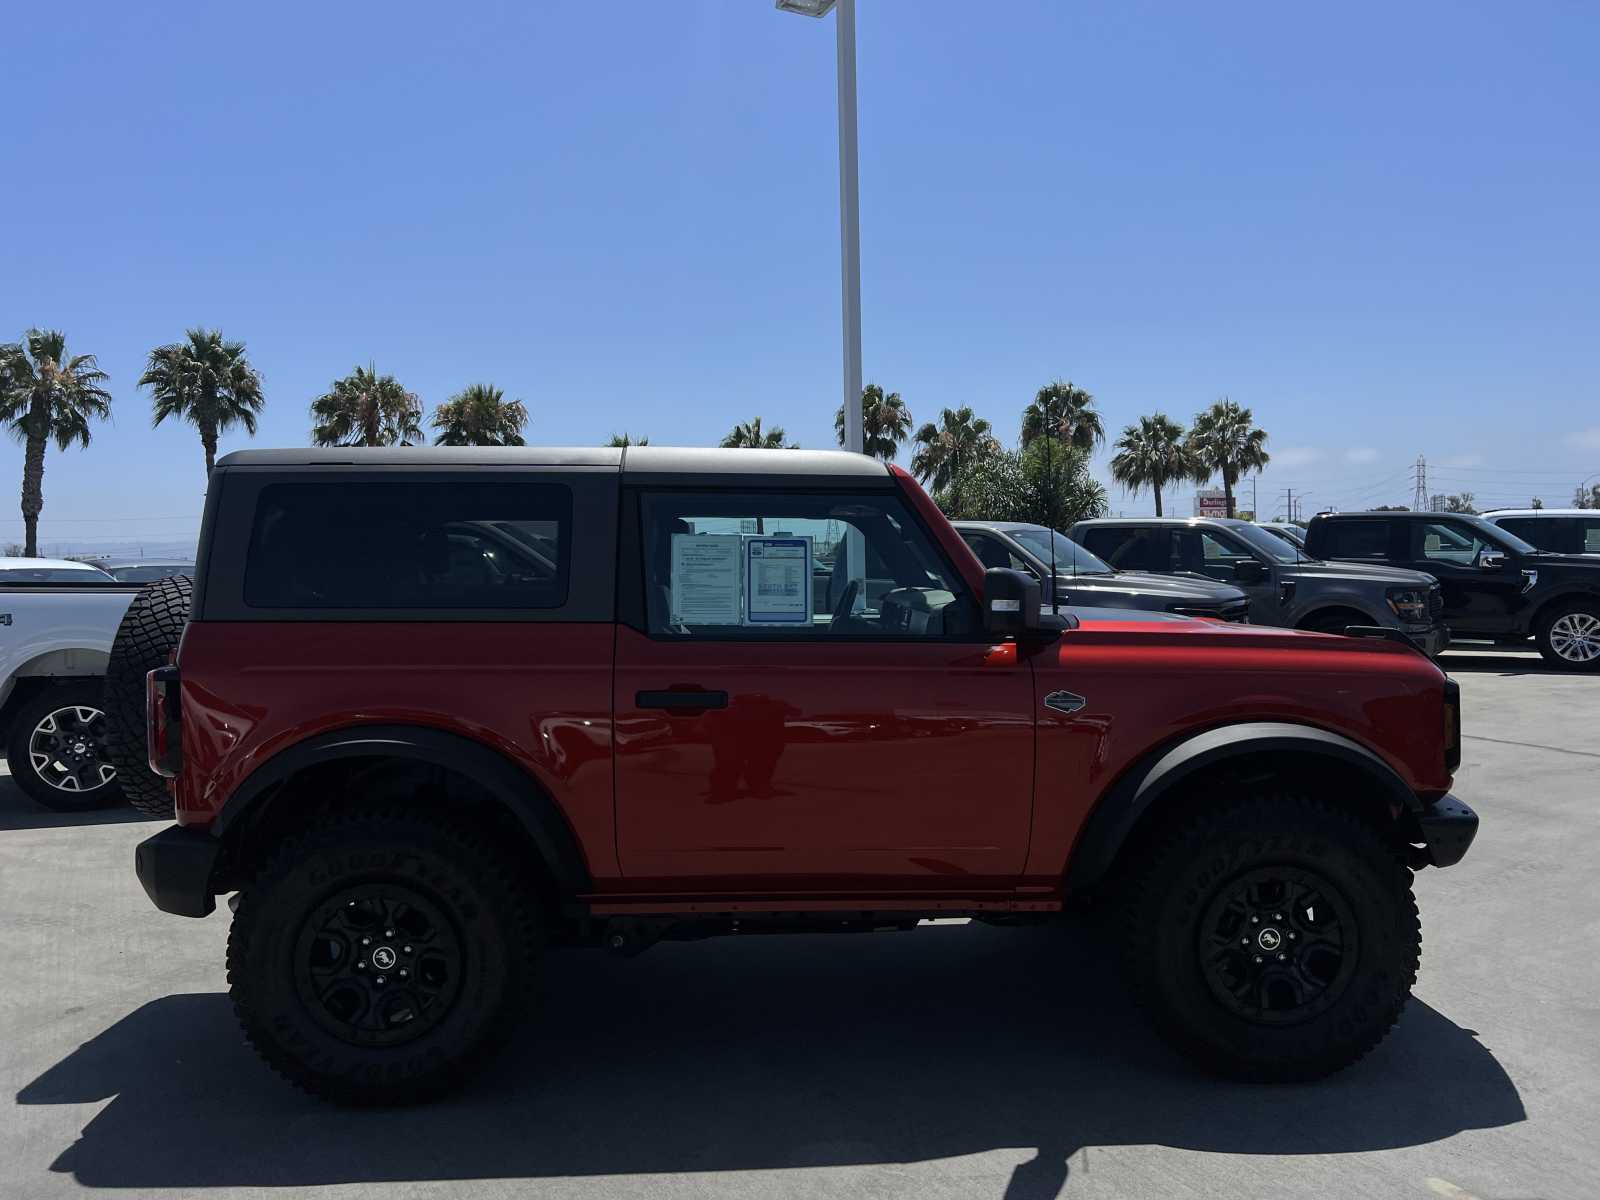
1305, 510, 1600, 669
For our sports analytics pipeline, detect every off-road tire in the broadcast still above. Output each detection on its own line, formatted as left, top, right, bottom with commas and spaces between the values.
1533, 599, 1600, 671
227, 803, 540, 1105
1121, 792, 1419, 1082
4, 681, 124, 811
102, 575, 192, 817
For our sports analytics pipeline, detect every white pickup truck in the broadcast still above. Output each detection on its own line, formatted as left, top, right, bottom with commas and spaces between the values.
0, 558, 139, 810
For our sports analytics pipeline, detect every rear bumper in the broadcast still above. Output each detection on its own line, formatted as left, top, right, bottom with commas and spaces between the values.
134, 825, 219, 917
1415, 793, 1478, 868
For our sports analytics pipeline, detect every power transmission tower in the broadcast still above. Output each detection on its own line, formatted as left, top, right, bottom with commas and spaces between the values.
1412, 455, 1428, 511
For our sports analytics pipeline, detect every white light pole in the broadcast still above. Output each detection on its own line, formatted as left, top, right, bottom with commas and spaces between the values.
776, 0, 863, 455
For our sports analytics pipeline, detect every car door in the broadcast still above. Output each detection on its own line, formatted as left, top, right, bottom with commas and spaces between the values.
613, 487, 1036, 891
1403, 518, 1523, 634
1169, 527, 1277, 618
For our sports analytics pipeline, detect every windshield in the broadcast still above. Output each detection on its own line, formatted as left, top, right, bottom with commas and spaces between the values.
1226, 522, 1306, 563
1458, 514, 1538, 555
1010, 528, 1114, 575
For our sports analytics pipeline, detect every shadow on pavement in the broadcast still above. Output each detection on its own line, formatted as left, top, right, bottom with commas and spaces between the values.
1437, 644, 1571, 676
0, 775, 157, 833
19, 922, 1524, 1199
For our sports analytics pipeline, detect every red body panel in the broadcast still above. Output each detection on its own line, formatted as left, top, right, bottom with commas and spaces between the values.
611, 626, 1034, 893
1020, 618, 1452, 885
172, 622, 619, 880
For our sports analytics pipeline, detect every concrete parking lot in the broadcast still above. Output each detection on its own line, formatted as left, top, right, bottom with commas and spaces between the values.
1, 646, 1595, 1200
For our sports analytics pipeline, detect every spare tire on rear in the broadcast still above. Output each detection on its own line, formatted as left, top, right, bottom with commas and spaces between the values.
102, 575, 193, 818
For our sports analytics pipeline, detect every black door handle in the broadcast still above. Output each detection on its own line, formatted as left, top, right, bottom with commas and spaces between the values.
636, 689, 729, 712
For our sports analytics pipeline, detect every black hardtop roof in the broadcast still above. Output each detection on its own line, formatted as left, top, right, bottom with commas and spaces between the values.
213, 446, 893, 485
1310, 510, 1459, 520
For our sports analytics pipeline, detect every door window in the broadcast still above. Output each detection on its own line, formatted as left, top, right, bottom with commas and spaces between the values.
640, 492, 977, 639
1584, 520, 1600, 554
1080, 526, 1165, 572
1173, 529, 1257, 583
1319, 519, 1390, 560
1414, 521, 1490, 567
960, 531, 1033, 575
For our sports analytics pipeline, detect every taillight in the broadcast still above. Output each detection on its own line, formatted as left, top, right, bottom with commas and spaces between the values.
146, 665, 182, 778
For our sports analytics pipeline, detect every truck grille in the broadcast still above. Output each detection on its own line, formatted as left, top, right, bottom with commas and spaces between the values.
1173, 601, 1251, 623
1428, 585, 1444, 619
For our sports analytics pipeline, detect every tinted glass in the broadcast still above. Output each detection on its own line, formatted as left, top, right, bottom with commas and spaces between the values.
0, 567, 116, 583
1585, 520, 1600, 554
110, 564, 193, 583
244, 482, 570, 609
1080, 527, 1163, 572
960, 531, 1031, 574
1319, 519, 1390, 559
1414, 520, 1491, 566
641, 491, 974, 638
1009, 528, 1113, 575
1224, 521, 1301, 563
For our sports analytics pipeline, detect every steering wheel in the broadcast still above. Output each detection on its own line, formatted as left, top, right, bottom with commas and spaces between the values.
829, 578, 862, 630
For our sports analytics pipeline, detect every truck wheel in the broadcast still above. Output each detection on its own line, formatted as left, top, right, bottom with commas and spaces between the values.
5, 681, 124, 811
227, 803, 539, 1104
1534, 601, 1600, 670
102, 575, 192, 817
1121, 792, 1419, 1082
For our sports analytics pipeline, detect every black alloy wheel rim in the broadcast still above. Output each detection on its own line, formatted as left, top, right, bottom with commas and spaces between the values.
293, 884, 465, 1048
1197, 866, 1358, 1026
29, 704, 117, 794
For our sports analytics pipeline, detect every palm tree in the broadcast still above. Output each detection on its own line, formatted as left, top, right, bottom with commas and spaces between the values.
139, 328, 264, 475
835, 383, 913, 461
1020, 380, 1104, 453
606, 432, 649, 447
911, 406, 1000, 514
720, 417, 793, 448
1109, 413, 1203, 517
430, 383, 528, 446
1185, 398, 1270, 518
310, 364, 423, 447
0, 330, 113, 556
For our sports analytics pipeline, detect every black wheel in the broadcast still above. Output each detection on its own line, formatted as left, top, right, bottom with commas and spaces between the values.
102, 575, 192, 817
4, 681, 124, 811
1121, 792, 1419, 1081
1534, 600, 1600, 671
1299, 609, 1369, 636
227, 803, 539, 1104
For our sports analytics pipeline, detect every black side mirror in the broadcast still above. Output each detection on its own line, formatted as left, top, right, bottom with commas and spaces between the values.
1233, 558, 1267, 583
983, 567, 1041, 636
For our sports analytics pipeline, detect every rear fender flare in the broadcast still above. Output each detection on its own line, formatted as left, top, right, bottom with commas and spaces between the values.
212, 724, 591, 892
1063, 721, 1418, 893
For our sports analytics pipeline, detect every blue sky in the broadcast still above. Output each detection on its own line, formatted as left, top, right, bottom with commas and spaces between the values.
3, 0, 1596, 548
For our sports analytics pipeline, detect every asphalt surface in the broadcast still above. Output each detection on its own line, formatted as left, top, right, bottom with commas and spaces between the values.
1, 645, 1595, 1200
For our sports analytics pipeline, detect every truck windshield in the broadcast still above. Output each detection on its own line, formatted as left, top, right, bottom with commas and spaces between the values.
1227, 522, 1306, 563
1010, 528, 1114, 575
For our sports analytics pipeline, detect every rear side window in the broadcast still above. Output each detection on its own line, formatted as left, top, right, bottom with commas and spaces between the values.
1319, 519, 1390, 559
1080, 527, 1165, 572
1585, 520, 1600, 554
244, 482, 570, 609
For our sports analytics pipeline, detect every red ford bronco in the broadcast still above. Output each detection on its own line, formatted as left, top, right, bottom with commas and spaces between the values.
129, 447, 1476, 1104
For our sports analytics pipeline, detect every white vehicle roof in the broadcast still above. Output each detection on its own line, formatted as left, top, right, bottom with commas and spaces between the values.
1481, 509, 1590, 518
0, 556, 111, 572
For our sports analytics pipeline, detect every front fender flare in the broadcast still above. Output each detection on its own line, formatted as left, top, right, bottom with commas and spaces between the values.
1063, 721, 1419, 893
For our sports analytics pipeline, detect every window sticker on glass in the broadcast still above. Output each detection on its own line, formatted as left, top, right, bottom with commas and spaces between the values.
744, 535, 813, 626
669, 533, 742, 625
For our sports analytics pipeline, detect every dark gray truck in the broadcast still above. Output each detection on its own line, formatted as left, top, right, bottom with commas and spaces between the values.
1070, 517, 1448, 655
